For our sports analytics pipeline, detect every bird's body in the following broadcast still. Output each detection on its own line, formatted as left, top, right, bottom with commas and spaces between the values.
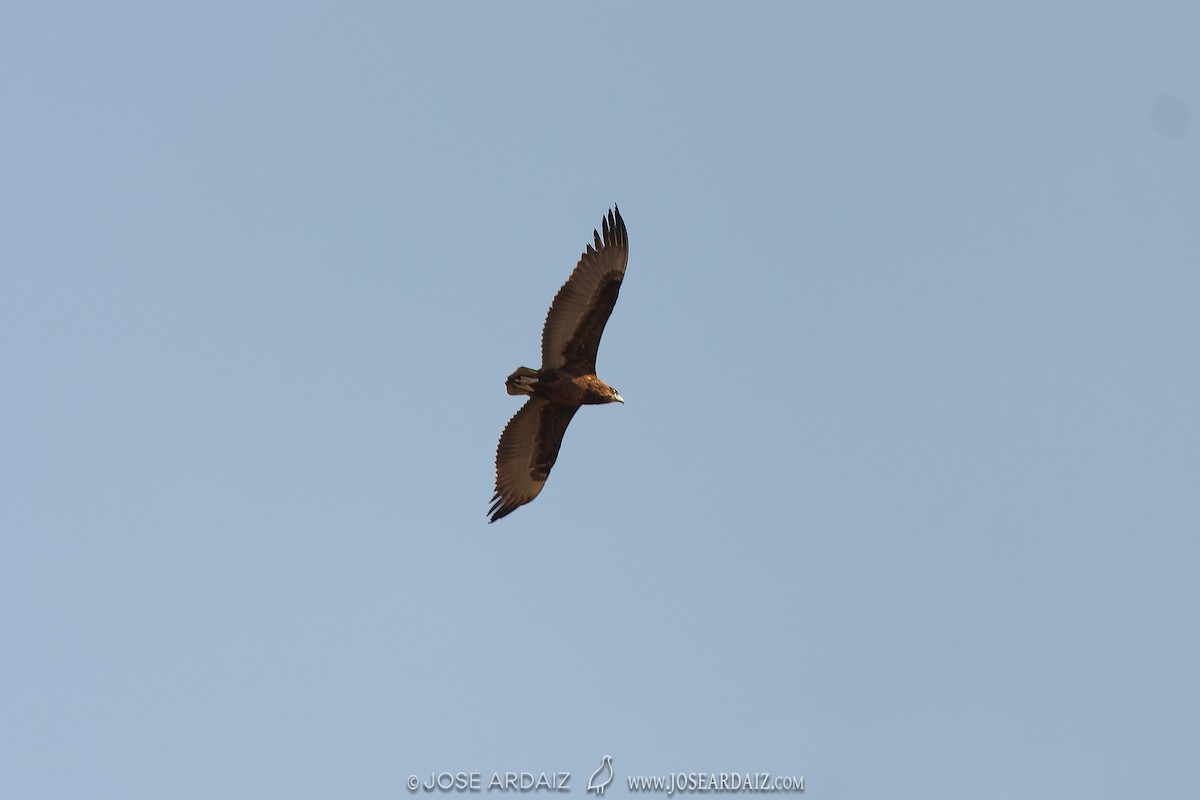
489, 206, 629, 523
506, 367, 622, 406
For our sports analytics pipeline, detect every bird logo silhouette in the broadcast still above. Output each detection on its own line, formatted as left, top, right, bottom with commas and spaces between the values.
587, 755, 614, 795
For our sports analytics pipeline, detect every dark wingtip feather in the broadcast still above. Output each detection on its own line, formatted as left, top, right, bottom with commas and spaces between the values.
604, 204, 626, 249
585, 205, 626, 257
488, 493, 517, 523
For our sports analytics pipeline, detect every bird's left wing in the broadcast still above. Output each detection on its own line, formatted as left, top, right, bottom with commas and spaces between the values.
490, 397, 580, 522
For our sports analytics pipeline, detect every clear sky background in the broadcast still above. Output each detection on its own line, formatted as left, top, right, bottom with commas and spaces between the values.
2, 2, 1197, 798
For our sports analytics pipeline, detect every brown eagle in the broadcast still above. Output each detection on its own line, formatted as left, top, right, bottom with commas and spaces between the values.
489, 206, 629, 523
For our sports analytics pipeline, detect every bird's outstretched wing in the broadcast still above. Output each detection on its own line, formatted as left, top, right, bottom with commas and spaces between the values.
540, 206, 629, 374
490, 398, 580, 522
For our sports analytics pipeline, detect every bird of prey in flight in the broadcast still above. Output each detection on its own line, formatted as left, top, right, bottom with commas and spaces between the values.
489, 206, 629, 523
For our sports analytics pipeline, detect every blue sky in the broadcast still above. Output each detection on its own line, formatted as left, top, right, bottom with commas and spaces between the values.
2, 2, 1197, 798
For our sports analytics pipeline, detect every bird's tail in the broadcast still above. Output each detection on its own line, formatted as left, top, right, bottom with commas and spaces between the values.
505, 366, 540, 396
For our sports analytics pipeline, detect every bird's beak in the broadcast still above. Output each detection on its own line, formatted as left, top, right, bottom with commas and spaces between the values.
613, 393, 624, 404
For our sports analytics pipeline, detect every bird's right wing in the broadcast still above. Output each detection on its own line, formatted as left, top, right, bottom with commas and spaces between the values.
540, 206, 629, 374
490, 398, 580, 522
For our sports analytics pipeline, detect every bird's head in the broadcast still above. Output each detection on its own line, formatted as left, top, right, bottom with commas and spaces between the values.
581, 375, 624, 405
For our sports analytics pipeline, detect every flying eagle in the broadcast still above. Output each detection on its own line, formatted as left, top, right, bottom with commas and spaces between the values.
489, 206, 629, 523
